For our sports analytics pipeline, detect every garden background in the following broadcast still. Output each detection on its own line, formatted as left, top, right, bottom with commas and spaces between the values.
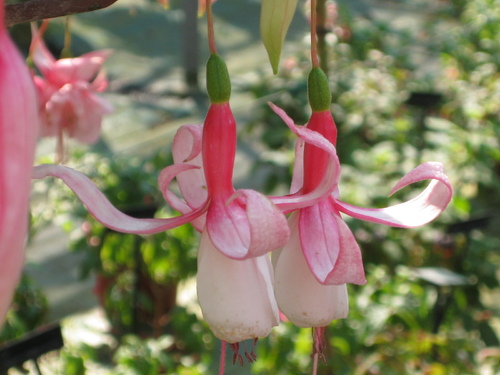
2, 0, 499, 374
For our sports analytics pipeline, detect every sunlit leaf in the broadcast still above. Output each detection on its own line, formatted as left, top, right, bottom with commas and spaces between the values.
260, 0, 299, 74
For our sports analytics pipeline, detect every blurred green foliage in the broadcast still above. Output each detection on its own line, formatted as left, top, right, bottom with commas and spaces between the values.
7, 0, 500, 374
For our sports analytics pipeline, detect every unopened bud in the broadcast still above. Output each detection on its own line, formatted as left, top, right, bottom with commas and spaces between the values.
206, 53, 231, 103
308, 68, 331, 112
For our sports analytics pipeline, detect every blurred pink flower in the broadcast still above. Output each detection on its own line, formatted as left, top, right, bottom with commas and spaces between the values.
0, 0, 40, 324
30, 22, 112, 161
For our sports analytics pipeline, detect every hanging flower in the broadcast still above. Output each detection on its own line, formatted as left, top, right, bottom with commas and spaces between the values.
269, 68, 453, 329
30, 22, 113, 161
0, 0, 40, 323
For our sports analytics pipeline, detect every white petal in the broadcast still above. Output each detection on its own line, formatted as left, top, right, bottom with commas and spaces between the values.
197, 231, 279, 343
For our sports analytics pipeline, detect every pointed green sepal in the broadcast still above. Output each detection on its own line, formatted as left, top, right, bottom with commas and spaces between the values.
206, 53, 231, 103
308, 68, 331, 112
260, 0, 298, 75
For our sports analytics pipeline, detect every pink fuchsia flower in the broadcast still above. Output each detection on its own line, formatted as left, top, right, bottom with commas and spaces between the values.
30, 22, 112, 161
269, 68, 453, 329
0, 0, 40, 324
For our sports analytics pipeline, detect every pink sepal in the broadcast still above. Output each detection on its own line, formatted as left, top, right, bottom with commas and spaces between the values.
335, 162, 453, 228
158, 163, 206, 232
268, 103, 340, 211
33, 164, 208, 234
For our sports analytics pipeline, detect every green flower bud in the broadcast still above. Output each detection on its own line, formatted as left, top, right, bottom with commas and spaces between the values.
308, 68, 331, 112
206, 53, 231, 103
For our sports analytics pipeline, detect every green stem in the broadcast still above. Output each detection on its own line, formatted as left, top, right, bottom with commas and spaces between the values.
316, 0, 328, 74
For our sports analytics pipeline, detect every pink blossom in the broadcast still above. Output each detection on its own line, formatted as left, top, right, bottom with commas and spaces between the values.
30, 22, 112, 161
0, 1, 40, 323
269, 103, 453, 328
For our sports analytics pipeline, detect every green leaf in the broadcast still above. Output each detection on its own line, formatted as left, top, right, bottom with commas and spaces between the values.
260, 0, 299, 74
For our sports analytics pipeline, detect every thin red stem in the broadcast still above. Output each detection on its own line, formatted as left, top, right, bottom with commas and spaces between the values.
219, 340, 227, 375
310, 0, 320, 68
206, 0, 217, 54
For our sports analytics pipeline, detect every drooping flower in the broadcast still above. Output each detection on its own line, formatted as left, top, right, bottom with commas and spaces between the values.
270, 68, 453, 328
30, 22, 112, 161
0, 0, 40, 324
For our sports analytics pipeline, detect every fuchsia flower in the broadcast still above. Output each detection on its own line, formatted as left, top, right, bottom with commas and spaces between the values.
30, 22, 112, 160
269, 68, 453, 328
0, 0, 40, 323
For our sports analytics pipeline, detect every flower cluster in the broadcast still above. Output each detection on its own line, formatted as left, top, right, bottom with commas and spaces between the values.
32, 60, 453, 354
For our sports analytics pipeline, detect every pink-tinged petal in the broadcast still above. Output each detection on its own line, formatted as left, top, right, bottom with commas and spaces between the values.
197, 230, 279, 343
324, 214, 366, 285
48, 50, 112, 86
335, 162, 453, 228
241, 189, 290, 256
32, 164, 208, 234
1, 6, 40, 323
70, 90, 112, 143
158, 163, 206, 232
207, 190, 289, 259
290, 139, 304, 194
171, 124, 207, 209
274, 213, 349, 328
268, 103, 340, 211
299, 200, 340, 284
206, 198, 249, 258
30, 22, 56, 78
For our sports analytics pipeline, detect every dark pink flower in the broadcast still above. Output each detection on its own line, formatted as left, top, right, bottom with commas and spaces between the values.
0, 1, 40, 323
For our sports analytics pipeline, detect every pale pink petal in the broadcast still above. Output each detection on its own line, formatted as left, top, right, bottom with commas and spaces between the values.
274, 213, 349, 328
298, 200, 340, 284
49, 50, 112, 85
207, 190, 289, 259
206, 197, 250, 258
335, 162, 453, 227
1, 10, 40, 323
32, 164, 208, 234
240, 189, 290, 257
268, 103, 340, 211
158, 163, 206, 232
197, 230, 279, 343
69, 89, 112, 143
324, 214, 366, 285
171, 124, 207, 209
